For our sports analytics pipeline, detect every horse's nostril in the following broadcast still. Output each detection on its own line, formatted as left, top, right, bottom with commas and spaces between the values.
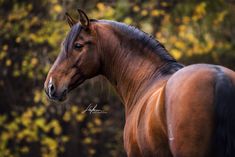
50, 84, 54, 91
48, 83, 56, 97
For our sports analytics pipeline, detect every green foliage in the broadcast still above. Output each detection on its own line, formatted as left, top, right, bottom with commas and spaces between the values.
0, 0, 235, 157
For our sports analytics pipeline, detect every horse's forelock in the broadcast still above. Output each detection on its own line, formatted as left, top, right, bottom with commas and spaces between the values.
63, 23, 82, 55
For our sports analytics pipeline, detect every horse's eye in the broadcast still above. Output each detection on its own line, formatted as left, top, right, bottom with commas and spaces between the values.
74, 43, 83, 50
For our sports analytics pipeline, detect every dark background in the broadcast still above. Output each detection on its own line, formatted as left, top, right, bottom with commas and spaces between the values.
0, 0, 235, 156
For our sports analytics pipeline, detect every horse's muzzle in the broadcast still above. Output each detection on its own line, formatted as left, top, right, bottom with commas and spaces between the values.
44, 79, 68, 102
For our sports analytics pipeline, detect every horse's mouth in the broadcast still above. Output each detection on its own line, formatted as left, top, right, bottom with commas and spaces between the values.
45, 88, 68, 102
48, 78, 85, 102
51, 94, 67, 102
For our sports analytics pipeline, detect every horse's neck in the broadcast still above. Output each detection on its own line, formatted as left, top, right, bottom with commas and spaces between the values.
98, 25, 168, 114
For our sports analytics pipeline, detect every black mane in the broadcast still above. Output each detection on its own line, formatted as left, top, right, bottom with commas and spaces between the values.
100, 20, 176, 62
99, 20, 184, 73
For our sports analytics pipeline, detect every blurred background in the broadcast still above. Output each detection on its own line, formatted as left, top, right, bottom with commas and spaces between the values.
0, 0, 234, 156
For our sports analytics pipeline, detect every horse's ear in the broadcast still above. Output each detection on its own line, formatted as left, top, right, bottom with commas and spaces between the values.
65, 12, 77, 28
77, 9, 90, 29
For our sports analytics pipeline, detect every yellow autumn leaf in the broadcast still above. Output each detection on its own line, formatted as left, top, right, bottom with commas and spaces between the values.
195, 2, 206, 16
6, 59, 12, 66
214, 11, 228, 25
182, 16, 190, 24
22, 109, 33, 118
193, 2, 207, 21
61, 136, 69, 142
20, 146, 29, 153
16, 37, 21, 43
83, 137, 92, 144
71, 105, 78, 114
88, 148, 96, 155
63, 112, 71, 122
0, 115, 7, 124
35, 106, 45, 116
53, 4, 62, 13
161, 2, 168, 7
35, 118, 46, 128
13, 70, 20, 77
31, 57, 38, 66
75, 114, 85, 122
185, 33, 197, 43
175, 41, 186, 49
123, 17, 132, 25
50, 119, 62, 135
141, 10, 148, 16
0, 51, 7, 60
94, 118, 102, 126
1, 132, 11, 141
34, 90, 41, 103
97, 2, 105, 11
3, 45, 8, 51
151, 10, 160, 17
42, 137, 58, 150
178, 25, 187, 32
171, 49, 182, 59
133, 5, 140, 12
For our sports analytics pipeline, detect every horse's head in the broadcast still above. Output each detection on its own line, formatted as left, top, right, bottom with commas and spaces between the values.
44, 9, 101, 101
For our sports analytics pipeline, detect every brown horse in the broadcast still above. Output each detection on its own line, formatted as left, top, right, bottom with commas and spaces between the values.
44, 9, 235, 157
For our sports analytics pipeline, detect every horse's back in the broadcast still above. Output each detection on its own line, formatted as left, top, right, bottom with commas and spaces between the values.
165, 63, 235, 157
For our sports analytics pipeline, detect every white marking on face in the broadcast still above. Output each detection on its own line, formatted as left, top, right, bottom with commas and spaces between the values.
49, 77, 53, 85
